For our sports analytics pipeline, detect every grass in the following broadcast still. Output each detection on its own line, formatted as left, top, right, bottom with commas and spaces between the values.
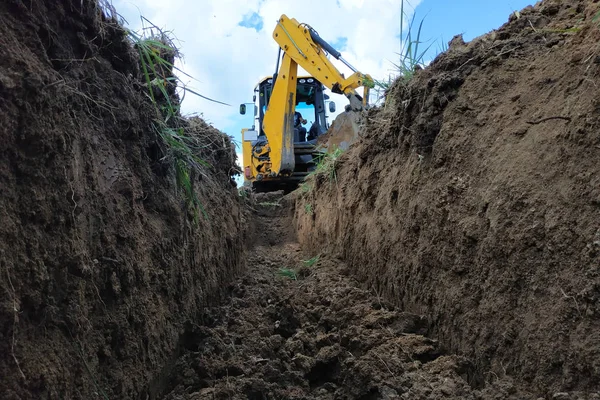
298, 146, 344, 198
128, 18, 229, 110
303, 255, 320, 268
126, 17, 228, 222
299, 181, 312, 194
309, 146, 344, 185
304, 203, 313, 215
371, 74, 397, 103
396, 0, 433, 79
277, 256, 320, 281
238, 187, 249, 198
277, 268, 297, 280
373, 0, 436, 96
437, 35, 449, 54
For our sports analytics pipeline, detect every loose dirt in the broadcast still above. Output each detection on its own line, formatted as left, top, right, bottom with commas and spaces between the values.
158, 194, 537, 399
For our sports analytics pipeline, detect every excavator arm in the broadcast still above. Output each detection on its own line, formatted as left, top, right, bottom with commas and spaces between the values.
260, 14, 374, 178
272, 15, 373, 110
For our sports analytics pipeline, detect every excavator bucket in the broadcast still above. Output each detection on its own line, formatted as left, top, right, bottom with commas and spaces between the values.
317, 110, 362, 152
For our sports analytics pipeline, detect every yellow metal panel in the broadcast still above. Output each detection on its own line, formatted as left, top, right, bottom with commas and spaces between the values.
261, 54, 297, 176
272, 15, 373, 108
241, 129, 254, 183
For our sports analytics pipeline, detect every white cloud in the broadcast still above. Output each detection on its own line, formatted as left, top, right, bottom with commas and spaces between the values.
113, 0, 421, 135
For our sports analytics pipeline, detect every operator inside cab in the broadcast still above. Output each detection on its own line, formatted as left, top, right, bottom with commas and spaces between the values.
294, 110, 308, 142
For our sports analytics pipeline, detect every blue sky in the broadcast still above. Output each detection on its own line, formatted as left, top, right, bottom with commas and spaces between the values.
238, 12, 264, 32
111, 0, 533, 171
415, 0, 533, 44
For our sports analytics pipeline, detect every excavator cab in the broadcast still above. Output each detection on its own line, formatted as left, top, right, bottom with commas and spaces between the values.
254, 76, 330, 142
240, 76, 334, 192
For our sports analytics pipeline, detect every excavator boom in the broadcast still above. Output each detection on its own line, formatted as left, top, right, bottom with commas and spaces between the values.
271, 15, 372, 110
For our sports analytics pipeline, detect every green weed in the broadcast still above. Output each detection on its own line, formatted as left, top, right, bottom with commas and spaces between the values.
372, 74, 396, 102
277, 268, 297, 280
238, 187, 249, 198
303, 255, 320, 268
437, 36, 449, 54
126, 17, 228, 222
538, 26, 582, 34
128, 18, 229, 109
395, 0, 434, 80
309, 146, 344, 185
299, 181, 313, 195
304, 203, 313, 215
373, 0, 437, 98
258, 201, 282, 207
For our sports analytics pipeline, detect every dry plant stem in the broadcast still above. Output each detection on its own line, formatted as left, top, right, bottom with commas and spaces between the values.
6, 266, 26, 380
560, 288, 582, 318
375, 353, 395, 377
457, 57, 476, 70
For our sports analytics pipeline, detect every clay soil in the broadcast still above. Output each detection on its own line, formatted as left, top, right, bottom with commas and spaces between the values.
159, 194, 538, 400
0, 1, 243, 399
296, 0, 600, 397
2, 0, 600, 399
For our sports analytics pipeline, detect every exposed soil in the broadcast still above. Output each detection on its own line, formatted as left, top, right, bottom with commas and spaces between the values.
3, 0, 600, 399
295, 0, 600, 397
0, 1, 244, 399
159, 194, 538, 400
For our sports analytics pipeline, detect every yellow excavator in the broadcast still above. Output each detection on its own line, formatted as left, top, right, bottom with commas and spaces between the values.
239, 14, 374, 192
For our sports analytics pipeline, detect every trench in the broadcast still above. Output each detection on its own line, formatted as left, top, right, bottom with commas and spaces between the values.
4, 1, 599, 399
150, 192, 537, 400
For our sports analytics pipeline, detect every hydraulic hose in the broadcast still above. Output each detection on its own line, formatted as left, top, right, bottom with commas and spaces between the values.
308, 29, 341, 59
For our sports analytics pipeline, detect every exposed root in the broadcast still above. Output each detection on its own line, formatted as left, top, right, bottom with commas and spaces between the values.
5, 266, 26, 381
526, 116, 572, 124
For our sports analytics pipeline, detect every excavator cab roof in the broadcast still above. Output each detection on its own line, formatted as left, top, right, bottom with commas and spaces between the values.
254, 75, 323, 90
254, 75, 327, 106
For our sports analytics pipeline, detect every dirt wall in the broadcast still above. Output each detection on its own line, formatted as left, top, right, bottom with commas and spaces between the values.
296, 0, 600, 396
0, 1, 244, 399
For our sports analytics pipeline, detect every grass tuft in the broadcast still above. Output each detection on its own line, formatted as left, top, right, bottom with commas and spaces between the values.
373, 0, 437, 100
258, 201, 282, 207
394, 0, 433, 80
277, 268, 297, 280
303, 255, 320, 268
126, 17, 228, 222
309, 146, 344, 185
304, 203, 313, 215
299, 181, 313, 194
